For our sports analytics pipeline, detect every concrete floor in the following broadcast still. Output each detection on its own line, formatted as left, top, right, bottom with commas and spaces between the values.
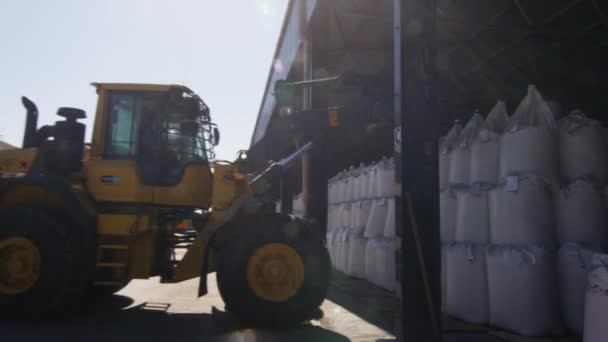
443, 318, 581, 342
0, 273, 395, 342
3, 270, 578, 342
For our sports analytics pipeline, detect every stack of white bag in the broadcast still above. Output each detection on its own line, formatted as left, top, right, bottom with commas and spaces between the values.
439, 121, 463, 252
556, 110, 608, 246
439, 84, 608, 336
441, 103, 507, 322
326, 157, 396, 292
486, 86, 563, 335
363, 157, 396, 291
556, 110, 608, 337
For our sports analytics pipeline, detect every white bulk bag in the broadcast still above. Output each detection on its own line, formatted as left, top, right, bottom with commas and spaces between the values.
327, 205, 335, 231
336, 172, 346, 203
344, 167, 356, 202
558, 243, 595, 335
332, 205, 341, 229
373, 158, 384, 198
326, 230, 336, 265
383, 198, 396, 238
331, 175, 339, 204
471, 101, 508, 184
485, 100, 509, 133
346, 232, 367, 278
583, 257, 608, 342
342, 171, 350, 201
449, 145, 471, 186
332, 229, 342, 269
499, 85, 558, 184
353, 200, 372, 233
487, 245, 563, 336
356, 163, 367, 200
440, 121, 464, 190
364, 198, 389, 238
341, 204, 352, 229
349, 202, 358, 229
359, 165, 371, 199
445, 243, 489, 324
376, 238, 396, 291
455, 187, 490, 243
350, 171, 361, 201
351, 201, 362, 231
440, 188, 458, 242
333, 229, 342, 270
471, 130, 500, 185
333, 206, 342, 230
489, 176, 555, 245
364, 238, 378, 283
368, 163, 379, 198
559, 110, 608, 184
378, 157, 395, 197
556, 180, 607, 247
328, 229, 342, 267
449, 113, 483, 186
337, 229, 351, 273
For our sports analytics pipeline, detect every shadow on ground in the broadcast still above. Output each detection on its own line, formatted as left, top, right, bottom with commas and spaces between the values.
327, 270, 397, 334
0, 294, 349, 342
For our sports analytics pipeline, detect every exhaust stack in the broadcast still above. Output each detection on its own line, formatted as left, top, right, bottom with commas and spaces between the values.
21, 96, 38, 148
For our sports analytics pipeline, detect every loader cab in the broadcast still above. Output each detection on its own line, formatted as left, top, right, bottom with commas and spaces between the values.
87, 83, 215, 208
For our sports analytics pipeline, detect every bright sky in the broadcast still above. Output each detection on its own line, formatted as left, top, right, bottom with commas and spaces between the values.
0, 0, 287, 159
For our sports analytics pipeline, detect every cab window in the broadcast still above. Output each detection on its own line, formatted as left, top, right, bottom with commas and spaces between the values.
104, 91, 164, 159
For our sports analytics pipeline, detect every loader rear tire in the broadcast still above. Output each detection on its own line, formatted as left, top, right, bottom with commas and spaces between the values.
216, 213, 331, 328
0, 208, 84, 320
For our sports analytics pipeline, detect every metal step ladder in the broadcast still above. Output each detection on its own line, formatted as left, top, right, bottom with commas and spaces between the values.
94, 242, 129, 287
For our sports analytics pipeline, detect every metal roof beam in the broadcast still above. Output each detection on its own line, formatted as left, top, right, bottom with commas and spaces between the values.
512, 0, 534, 25
459, 0, 586, 78
338, 11, 392, 22
502, 21, 605, 79
444, 3, 515, 56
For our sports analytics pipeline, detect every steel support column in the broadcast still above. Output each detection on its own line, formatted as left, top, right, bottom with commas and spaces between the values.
394, 0, 442, 341
301, 0, 313, 219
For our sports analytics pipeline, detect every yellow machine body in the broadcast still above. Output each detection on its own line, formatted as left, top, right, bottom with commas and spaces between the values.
0, 83, 245, 289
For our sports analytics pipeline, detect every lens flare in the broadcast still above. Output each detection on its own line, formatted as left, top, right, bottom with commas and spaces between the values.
274, 59, 284, 73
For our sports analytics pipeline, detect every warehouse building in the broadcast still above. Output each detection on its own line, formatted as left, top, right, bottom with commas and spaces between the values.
249, 1, 608, 341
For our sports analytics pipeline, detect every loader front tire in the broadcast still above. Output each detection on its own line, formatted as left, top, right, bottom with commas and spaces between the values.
0, 208, 83, 320
216, 213, 331, 328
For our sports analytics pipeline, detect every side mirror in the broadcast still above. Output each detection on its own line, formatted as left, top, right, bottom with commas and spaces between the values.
213, 127, 220, 146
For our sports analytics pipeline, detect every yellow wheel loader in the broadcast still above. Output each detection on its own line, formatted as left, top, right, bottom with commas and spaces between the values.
0, 83, 331, 327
